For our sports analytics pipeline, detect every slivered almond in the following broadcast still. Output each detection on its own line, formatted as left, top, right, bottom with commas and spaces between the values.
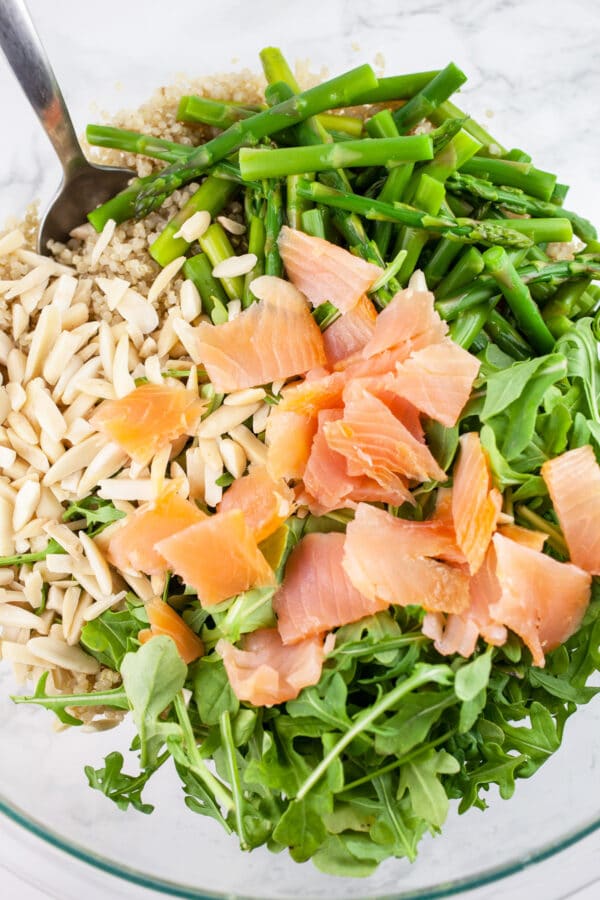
7, 348, 26, 383
64, 417, 95, 445
96, 276, 130, 311
0, 333, 13, 366
83, 590, 127, 622
22, 569, 44, 609
0, 569, 15, 586
13, 480, 41, 531
7, 430, 49, 472
5, 262, 54, 299
223, 388, 266, 407
43, 522, 82, 557
26, 380, 67, 441
27, 635, 100, 674
78, 532, 113, 596
43, 332, 82, 385
227, 299, 241, 320
117, 288, 159, 334
0, 387, 10, 423
228, 424, 268, 465
120, 570, 154, 603
185, 447, 205, 500
0, 446, 17, 469
62, 392, 96, 427
173, 210, 211, 243
198, 401, 261, 439
12, 304, 28, 341
252, 404, 270, 434
217, 216, 246, 236
77, 442, 128, 497
97, 478, 155, 502
156, 310, 179, 357
98, 320, 116, 379
51, 357, 83, 403
20, 283, 46, 315
0, 640, 55, 668
0, 228, 25, 257
218, 437, 247, 479
144, 354, 163, 385
112, 332, 136, 398
43, 433, 107, 486
212, 253, 256, 279
6, 382, 27, 412
180, 279, 202, 322
61, 302, 89, 330
62, 357, 103, 405
148, 255, 186, 304
77, 378, 116, 401
91, 218, 116, 267
40, 431, 65, 465
172, 317, 199, 361
51, 274, 78, 311
24, 305, 62, 382
61, 585, 82, 644
0, 605, 46, 631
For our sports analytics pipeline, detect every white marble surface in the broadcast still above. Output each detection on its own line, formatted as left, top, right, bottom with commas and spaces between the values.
1, 0, 600, 898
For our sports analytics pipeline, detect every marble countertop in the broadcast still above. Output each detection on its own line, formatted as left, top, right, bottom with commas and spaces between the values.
1, 0, 600, 897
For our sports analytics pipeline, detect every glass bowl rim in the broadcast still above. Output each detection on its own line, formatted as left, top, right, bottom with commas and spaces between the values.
1, 792, 600, 899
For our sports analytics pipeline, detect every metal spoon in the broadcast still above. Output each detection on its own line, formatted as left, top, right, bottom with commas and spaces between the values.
0, 0, 134, 253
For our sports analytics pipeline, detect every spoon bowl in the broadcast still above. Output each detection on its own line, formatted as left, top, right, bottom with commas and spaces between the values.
38, 160, 135, 251
0, 0, 134, 254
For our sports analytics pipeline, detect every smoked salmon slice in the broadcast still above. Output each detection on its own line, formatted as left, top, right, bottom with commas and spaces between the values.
217, 627, 332, 706
91, 382, 205, 466
303, 409, 413, 513
497, 523, 546, 552
274, 532, 387, 644
188, 275, 326, 393
452, 432, 502, 574
218, 465, 295, 544
388, 339, 481, 427
277, 225, 382, 313
343, 503, 470, 614
108, 489, 206, 575
139, 598, 204, 664
361, 283, 447, 359
323, 385, 446, 487
278, 370, 346, 414
490, 533, 591, 667
322, 294, 377, 366
155, 509, 275, 606
265, 408, 317, 481
541, 444, 600, 574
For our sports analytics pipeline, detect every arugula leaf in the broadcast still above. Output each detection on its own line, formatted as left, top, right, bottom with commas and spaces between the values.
374, 691, 456, 756
556, 318, 600, 430
455, 650, 493, 701
423, 420, 459, 470
208, 587, 276, 643
63, 494, 125, 534
11, 671, 129, 725
120, 636, 187, 768
84, 751, 164, 813
400, 749, 459, 830
81, 600, 148, 669
482, 356, 550, 419
484, 355, 567, 459
192, 656, 239, 725
0, 537, 64, 568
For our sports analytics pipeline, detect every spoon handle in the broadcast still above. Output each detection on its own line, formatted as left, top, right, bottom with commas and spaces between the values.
0, 0, 86, 177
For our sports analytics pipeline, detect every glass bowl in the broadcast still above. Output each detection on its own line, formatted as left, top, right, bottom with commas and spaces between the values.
1, 1, 600, 897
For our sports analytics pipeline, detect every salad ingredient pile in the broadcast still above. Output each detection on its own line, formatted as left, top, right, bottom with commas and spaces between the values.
1, 47, 600, 876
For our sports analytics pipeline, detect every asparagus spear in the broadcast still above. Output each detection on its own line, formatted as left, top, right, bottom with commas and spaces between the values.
404, 130, 482, 199
460, 156, 556, 201
133, 64, 379, 216
351, 71, 441, 104
183, 253, 229, 317
428, 100, 507, 157
238, 135, 433, 180
243, 191, 266, 307
264, 181, 284, 276
482, 246, 555, 353
394, 174, 445, 284
199, 223, 245, 300
287, 174, 313, 230
485, 308, 532, 359
435, 246, 485, 300
295, 180, 536, 248
447, 171, 597, 241
391, 64, 467, 133
87, 125, 193, 163
449, 299, 497, 349
364, 109, 413, 257
301, 208, 327, 238
177, 96, 257, 128
149, 176, 238, 267
423, 238, 463, 287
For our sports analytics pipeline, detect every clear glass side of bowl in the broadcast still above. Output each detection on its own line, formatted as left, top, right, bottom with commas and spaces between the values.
1, 0, 600, 897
